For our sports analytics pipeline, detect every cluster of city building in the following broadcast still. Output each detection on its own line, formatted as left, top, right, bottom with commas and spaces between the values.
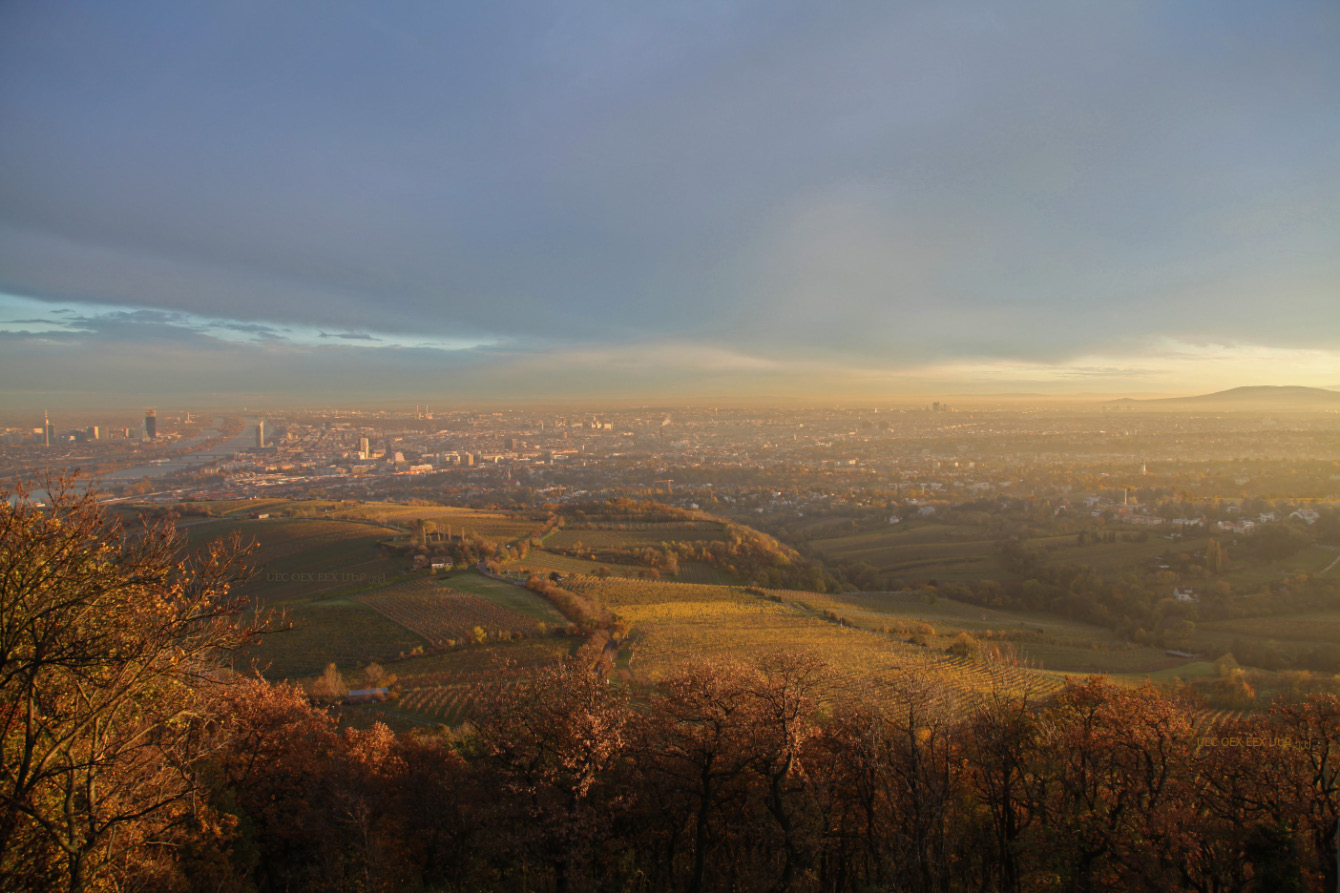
2, 405, 1336, 517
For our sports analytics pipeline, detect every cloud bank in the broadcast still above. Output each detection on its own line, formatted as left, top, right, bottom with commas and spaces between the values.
0, 1, 1336, 407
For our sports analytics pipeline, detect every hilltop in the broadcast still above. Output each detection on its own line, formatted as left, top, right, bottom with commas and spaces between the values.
1109, 385, 1340, 409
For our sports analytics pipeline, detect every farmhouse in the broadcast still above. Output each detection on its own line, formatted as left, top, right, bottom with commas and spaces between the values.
344, 687, 389, 705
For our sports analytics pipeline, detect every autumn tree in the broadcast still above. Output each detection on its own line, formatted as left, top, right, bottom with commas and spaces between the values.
1032, 678, 1197, 893
750, 652, 825, 890
213, 679, 477, 891
1205, 538, 1227, 575
1265, 695, 1340, 892
961, 687, 1044, 893
473, 659, 632, 892
0, 478, 262, 892
309, 662, 349, 701
640, 658, 769, 893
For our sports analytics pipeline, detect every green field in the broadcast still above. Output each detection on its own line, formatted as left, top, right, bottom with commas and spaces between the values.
442, 571, 567, 623
1201, 612, 1340, 643
506, 549, 650, 579
1036, 533, 1210, 573
1193, 607, 1340, 666
1220, 543, 1339, 588
812, 521, 1221, 585
811, 523, 1008, 582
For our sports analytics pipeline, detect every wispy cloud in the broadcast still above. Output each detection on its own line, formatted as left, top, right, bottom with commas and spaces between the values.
319, 331, 380, 341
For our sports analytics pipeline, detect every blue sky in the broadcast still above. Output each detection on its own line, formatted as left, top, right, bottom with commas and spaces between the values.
1, 1, 1337, 408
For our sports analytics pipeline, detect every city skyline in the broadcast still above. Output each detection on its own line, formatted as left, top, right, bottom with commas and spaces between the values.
2, 1, 1337, 409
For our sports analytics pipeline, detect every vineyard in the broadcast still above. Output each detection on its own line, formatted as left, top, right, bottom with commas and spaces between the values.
388, 637, 575, 724
396, 681, 514, 725
1193, 708, 1249, 731
356, 578, 547, 646
393, 637, 574, 689
769, 588, 1183, 674
242, 598, 426, 678
566, 576, 1071, 711
182, 517, 404, 603
809, 523, 1007, 583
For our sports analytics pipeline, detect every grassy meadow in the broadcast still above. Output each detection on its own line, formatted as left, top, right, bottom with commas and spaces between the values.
506, 549, 650, 579
442, 570, 568, 622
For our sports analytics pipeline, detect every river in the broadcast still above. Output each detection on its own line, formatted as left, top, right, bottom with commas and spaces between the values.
20, 417, 259, 503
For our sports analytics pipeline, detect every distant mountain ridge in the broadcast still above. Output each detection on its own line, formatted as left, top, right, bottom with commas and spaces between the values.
1109, 386, 1340, 407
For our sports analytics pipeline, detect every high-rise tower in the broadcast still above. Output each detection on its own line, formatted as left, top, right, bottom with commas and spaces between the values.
144, 409, 157, 440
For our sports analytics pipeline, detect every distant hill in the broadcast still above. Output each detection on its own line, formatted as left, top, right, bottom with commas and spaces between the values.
1108, 386, 1340, 409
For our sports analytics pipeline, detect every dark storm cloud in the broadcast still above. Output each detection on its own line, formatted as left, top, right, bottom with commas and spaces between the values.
0, 0, 1336, 402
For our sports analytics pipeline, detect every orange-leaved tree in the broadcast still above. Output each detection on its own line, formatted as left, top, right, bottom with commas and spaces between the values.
0, 478, 261, 892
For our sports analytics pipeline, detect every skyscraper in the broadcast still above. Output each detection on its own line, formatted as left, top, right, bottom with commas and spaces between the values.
144, 409, 157, 440
256, 419, 266, 449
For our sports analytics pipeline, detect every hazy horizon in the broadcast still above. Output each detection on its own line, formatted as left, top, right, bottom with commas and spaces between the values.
2, 2, 1337, 409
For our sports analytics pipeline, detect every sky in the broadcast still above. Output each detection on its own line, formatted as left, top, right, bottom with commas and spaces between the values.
1, 0, 1337, 410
